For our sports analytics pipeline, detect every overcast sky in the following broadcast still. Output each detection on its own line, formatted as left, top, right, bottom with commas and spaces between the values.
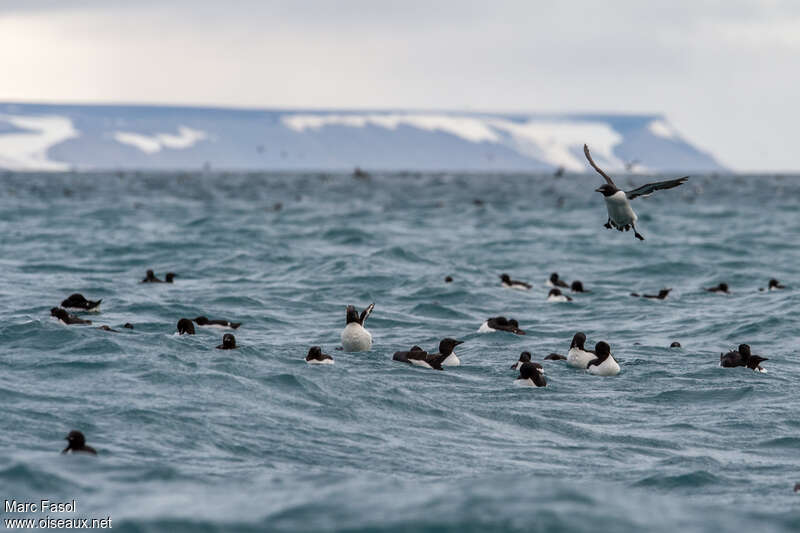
1, 0, 798, 171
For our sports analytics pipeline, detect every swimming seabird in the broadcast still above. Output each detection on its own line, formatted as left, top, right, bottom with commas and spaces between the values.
478, 316, 526, 335
392, 338, 463, 370
630, 288, 671, 299
193, 316, 241, 329
586, 341, 621, 376
60, 293, 102, 312
670, 341, 682, 348
176, 318, 195, 335
216, 333, 236, 350
566, 332, 595, 368
306, 346, 334, 364
515, 361, 547, 387
706, 283, 730, 294
547, 288, 572, 302
62, 430, 97, 455
720, 344, 767, 372
760, 279, 785, 291
141, 269, 162, 283
50, 307, 92, 325
341, 303, 374, 352
584, 144, 688, 240
500, 273, 532, 290
570, 281, 589, 293
547, 273, 569, 288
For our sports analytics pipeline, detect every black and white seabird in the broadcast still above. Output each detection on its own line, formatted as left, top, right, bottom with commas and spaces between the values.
445, 276, 454, 283
630, 288, 671, 299
62, 430, 97, 455
123, 323, 134, 329
341, 303, 374, 352
760, 279, 785, 291
510, 351, 532, 370
586, 341, 621, 376
547, 288, 572, 302
141, 269, 162, 283
570, 281, 589, 293
547, 273, 569, 288
706, 283, 730, 294
177, 318, 195, 335
478, 316, 526, 335
720, 344, 767, 372
216, 333, 237, 350
670, 341, 682, 348
515, 361, 547, 387
193, 316, 241, 330
306, 346, 334, 364
51, 307, 92, 325
61, 293, 102, 312
393, 339, 463, 369
584, 144, 688, 240
165, 272, 176, 283
566, 332, 595, 368
500, 273, 532, 290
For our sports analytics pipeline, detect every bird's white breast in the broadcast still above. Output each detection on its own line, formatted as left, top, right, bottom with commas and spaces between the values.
477, 321, 496, 333
341, 323, 372, 352
441, 352, 460, 366
409, 358, 433, 369
587, 355, 621, 376
566, 348, 595, 368
604, 191, 637, 226
307, 358, 334, 365
547, 294, 570, 303
514, 378, 538, 387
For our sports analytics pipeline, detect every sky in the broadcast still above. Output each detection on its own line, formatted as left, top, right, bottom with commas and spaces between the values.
1, 0, 798, 171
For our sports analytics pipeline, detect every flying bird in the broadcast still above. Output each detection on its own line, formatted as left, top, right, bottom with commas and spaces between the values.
583, 144, 688, 240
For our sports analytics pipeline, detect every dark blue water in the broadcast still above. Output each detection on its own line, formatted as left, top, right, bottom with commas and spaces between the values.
1, 171, 799, 532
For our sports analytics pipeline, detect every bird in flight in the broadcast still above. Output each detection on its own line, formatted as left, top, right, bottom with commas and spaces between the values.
583, 144, 688, 240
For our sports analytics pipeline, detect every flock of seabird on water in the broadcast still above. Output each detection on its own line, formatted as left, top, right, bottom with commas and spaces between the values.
49, 142, 794, 498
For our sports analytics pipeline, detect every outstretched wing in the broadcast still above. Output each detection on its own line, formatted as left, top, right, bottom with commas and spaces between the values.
583, 144, 616, 187
360, 303, 375, 325
626, 176, 689, 200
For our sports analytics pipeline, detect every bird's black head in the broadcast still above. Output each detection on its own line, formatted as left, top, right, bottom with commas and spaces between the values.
594, 341, 611, 359
549, 273, 559, 283
500, 273, 511, 283
519, 351, 531, 363
123, 323, 134, 329
444, 276, 453, 283
307, 346, 322, 358
670, 341, 682, 348
51, 307, 69, 320
719, 283, 729, 292
65, 430, 86, 448
595, 184, 619, 197
548, 288, 562, 297
221, 334, 236, 349
345, 305, 360, 324
508, 319, 520, 328
439, 338, 463, 355
738, 344, 751, 357
194, 316, 209, 325
658, 289, 672, 298
146, 269, 155, 278
571, 332, 586, 350
571, 281, 584, 292
165, 272, 176, 282
768, 279, 780, 288
519, 362, 546, 385
177, 318, 195, 335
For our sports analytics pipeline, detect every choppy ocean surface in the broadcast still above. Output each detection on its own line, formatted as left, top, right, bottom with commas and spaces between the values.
1, 171, 799, 532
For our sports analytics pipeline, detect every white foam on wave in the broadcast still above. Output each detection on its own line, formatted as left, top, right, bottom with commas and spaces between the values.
282, 112, 624, 171
0, 114, 78, 170
114, 126, 208, 154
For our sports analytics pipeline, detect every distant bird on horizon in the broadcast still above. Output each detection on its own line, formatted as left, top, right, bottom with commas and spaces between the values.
584, 144, 688, 240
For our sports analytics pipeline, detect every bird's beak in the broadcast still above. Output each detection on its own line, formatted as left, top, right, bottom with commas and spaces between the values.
455, 340, 464, 346
594, 187, 603, 193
